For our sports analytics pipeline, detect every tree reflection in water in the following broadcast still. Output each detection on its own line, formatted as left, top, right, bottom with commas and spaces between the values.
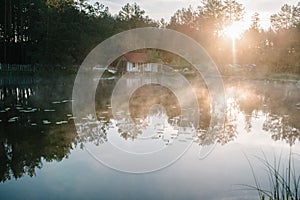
81, 77, 300, 148
0, 75, 300, 182
0, 75, 76, 182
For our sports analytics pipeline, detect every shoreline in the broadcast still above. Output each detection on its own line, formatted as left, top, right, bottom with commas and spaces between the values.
0, 70, 299, 82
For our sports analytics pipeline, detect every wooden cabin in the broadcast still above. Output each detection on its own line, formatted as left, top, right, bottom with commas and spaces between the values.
118, 52, 162, 73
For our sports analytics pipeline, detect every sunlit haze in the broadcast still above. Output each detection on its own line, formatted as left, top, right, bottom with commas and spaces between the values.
221, 22, 245, 40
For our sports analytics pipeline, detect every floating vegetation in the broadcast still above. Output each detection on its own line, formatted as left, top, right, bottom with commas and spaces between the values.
19, 108, 37, 113
56, 121, 68, 125
8, 117, 18, 123
52, 99, 73, 103
42, 120, 51, 125
0, 108, 10, 113
44, 109, 56, 112
61, 99, 74, 103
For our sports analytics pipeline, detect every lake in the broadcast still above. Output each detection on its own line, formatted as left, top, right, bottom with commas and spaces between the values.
0, 74, 299, 199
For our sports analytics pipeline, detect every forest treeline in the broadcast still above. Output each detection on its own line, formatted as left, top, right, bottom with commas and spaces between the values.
0, 0, 300, 74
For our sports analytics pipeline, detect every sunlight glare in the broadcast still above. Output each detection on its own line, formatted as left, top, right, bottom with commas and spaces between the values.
222, 22, 244, 40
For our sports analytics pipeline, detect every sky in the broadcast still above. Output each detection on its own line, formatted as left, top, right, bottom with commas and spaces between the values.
90, 0, 300, 29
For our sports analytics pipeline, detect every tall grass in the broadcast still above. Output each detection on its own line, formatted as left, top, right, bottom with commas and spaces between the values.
241, 149, 300, 200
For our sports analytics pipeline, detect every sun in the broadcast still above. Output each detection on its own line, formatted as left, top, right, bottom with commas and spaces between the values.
221, 22, 244, 40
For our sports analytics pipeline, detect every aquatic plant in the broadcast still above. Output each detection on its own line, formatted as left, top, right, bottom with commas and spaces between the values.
241, 149, 300, 200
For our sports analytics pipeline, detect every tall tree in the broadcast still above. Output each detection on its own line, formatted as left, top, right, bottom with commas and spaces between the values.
271, 3, 300, 31
250, 12, 260, 31
0, 0, 42, 64
196, 0, 244, 35
45, 0, 75, 10
223, 0, 244, 23
200, 0, 224, 33
116, 3, 157, 30
169, 6, 196, 27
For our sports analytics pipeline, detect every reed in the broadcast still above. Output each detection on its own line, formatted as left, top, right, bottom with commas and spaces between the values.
240, 149, 300, 200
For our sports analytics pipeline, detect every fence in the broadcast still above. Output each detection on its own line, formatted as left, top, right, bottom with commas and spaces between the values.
0, 76, 38, 86
0, 63, 36, 72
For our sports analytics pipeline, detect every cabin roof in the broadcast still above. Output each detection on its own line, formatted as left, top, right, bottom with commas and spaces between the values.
124, 52, 147, 63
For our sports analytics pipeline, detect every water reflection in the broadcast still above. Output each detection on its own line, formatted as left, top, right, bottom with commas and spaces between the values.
0, 75, 76, 182
77, 78, 198, 149
224, 80, 300, 145
78, 76, 300, 148
0, 75, 300, 182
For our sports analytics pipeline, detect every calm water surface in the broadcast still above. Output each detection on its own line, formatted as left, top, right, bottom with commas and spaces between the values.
0, 74, 299, 199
